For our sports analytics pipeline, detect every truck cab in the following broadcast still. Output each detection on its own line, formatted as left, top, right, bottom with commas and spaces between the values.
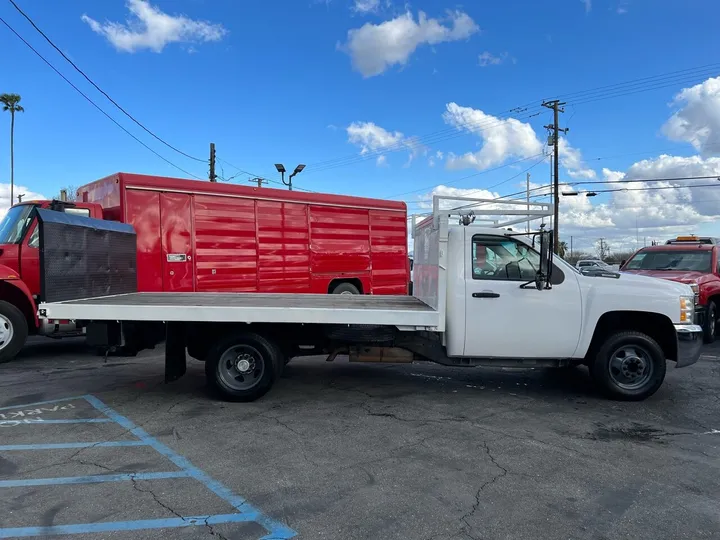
0, 199, 104, 362
620, 235, 720, 343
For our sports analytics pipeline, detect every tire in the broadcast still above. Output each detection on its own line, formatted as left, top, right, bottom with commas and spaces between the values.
589, 331, 666, 401
205, 332, 281, 402
0, 301, 29, 364
331, 282, 360, 295
703, 302, 716, 344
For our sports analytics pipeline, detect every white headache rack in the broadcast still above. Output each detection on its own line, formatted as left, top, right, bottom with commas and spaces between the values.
411, 195, 553, 236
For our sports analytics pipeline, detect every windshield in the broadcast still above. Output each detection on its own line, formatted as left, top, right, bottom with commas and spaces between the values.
0, 204, 35, 244
624, 250, 712, 272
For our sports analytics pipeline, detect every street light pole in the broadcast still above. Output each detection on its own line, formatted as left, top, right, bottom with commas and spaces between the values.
288, 164, 306, 191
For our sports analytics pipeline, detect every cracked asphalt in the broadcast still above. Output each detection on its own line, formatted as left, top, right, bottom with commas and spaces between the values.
1, 337, 720, 539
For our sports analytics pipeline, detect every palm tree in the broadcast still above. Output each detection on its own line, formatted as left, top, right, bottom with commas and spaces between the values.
0, 93, 24, 206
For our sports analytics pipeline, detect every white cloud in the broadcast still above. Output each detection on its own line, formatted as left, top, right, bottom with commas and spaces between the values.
346, 121, 425, 166
581, 0, 592, 13
558, 138, 597, 179
352, 0, 380, 13
478, 51, 508, 67
0, 184, 46, 221
662, 76, 720, 156
436, 150, 444, 160
617, 7, 628, 14
442, 103, 544, 170
347, 121, 405, 154
342, 10, 479, 77
559, 155, 720, 248
81, 0, 227, 53
413, 155, 720, 253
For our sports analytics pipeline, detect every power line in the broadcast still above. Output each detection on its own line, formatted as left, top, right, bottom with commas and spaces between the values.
218, 159, 317, 192
7, 0, 206, 164
386, 153, 547, 199
0, 16, 202, 179
306, 63, 720, 176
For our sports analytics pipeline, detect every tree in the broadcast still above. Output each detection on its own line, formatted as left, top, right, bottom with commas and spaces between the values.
0, 93, 24, 206
557, 240, 567, 259
595, 238, 610, 260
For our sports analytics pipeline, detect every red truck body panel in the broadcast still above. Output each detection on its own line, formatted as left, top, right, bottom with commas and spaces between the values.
77, 173, 409, 295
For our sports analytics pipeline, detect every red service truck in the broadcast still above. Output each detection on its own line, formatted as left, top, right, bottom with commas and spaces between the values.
0, 173, 410, 362
620, 235, 720, 343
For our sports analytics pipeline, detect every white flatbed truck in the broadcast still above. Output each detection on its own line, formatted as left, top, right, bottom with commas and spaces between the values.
37, 196, 703, 402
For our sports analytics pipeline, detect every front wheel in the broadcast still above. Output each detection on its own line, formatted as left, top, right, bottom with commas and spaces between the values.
0, 301, 29, 364
589, 331, 666, 401
205, 332, 282, 402
703, 301, 716, 344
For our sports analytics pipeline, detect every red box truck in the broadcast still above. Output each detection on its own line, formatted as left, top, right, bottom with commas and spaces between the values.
0, 173, 409, 362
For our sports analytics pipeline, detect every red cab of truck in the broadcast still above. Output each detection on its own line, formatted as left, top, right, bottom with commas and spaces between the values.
0, 173, 410, 362
620, 235, 720, 343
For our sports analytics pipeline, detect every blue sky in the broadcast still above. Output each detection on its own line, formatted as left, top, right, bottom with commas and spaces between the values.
2, 0, 720, 251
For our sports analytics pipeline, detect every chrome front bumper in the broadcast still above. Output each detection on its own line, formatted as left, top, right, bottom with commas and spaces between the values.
674, 324, 703, 368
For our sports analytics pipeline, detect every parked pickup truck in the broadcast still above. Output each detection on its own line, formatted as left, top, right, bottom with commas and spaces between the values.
36, 196, 703, 402
620, 236, 720, 343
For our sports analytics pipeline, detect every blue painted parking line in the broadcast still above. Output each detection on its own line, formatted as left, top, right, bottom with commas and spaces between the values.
0, 441, 148, 451
0, 471, 191, 488
0, 394, 297, 539
0, 513, 257, 538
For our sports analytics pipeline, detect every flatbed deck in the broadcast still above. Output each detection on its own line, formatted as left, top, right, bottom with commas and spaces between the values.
38, 292, 440, 330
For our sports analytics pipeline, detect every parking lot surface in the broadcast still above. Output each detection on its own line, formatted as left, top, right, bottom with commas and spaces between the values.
1, 337, 719, 539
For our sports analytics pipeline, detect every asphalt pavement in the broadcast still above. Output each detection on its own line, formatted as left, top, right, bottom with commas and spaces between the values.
1, 337, 719, 539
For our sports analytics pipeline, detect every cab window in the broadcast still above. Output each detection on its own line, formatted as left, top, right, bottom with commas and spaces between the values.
472, 236, 539, 281
27, 224, 39, 248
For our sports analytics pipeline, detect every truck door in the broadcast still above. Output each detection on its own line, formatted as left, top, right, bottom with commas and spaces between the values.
160, 192, 194, 292
463, 233, 582, 358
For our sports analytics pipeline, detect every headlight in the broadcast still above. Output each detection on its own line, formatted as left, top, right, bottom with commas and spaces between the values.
690, 283, 700, 304
680, 296, 695, 323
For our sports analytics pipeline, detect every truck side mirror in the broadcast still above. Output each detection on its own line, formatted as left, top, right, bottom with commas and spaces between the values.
536, 232, 550, 290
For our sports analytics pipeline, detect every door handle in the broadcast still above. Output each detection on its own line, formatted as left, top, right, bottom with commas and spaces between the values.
472, 291, 500, 298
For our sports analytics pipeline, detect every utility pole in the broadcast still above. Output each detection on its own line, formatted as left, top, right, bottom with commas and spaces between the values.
17, 193, 24, 203
526, 172, 531, 234
209, 142, 217, 182
249, 177, 267, 188
543, 100, 568, 254
570, 236, 573, 259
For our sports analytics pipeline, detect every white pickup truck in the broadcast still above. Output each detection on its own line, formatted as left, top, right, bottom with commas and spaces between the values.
37, 196, 702, 402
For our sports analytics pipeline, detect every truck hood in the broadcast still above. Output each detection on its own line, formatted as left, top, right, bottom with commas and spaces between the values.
580, 269, 693, 296
621, 269, 704, 284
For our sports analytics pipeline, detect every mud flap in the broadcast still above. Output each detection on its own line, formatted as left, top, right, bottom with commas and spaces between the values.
165, 322, 187, 383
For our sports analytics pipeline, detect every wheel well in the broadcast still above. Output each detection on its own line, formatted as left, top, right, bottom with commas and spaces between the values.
707, 295, 720, 311
0, 281, 37, 335
586, 311, 677, 362
328, 278, 363, 294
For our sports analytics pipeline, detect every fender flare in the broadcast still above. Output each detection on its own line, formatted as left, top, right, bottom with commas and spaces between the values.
0, 265, 39, 326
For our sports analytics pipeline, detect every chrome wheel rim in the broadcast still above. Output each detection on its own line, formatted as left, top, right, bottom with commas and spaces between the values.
217, 344, 265, 390
608, 345, 653, 390
0, 314, 13, 352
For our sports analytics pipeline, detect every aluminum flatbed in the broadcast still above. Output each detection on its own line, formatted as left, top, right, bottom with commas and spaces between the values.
38, 292, 441, 330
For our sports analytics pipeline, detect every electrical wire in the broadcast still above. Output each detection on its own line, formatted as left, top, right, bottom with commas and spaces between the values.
386, 153, 548, 199
0, 16, 203, 180
7, 0, 206, 164
306, 63, 720, 175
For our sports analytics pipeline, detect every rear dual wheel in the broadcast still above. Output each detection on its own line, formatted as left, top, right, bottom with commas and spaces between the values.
205, 332, 282, 402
